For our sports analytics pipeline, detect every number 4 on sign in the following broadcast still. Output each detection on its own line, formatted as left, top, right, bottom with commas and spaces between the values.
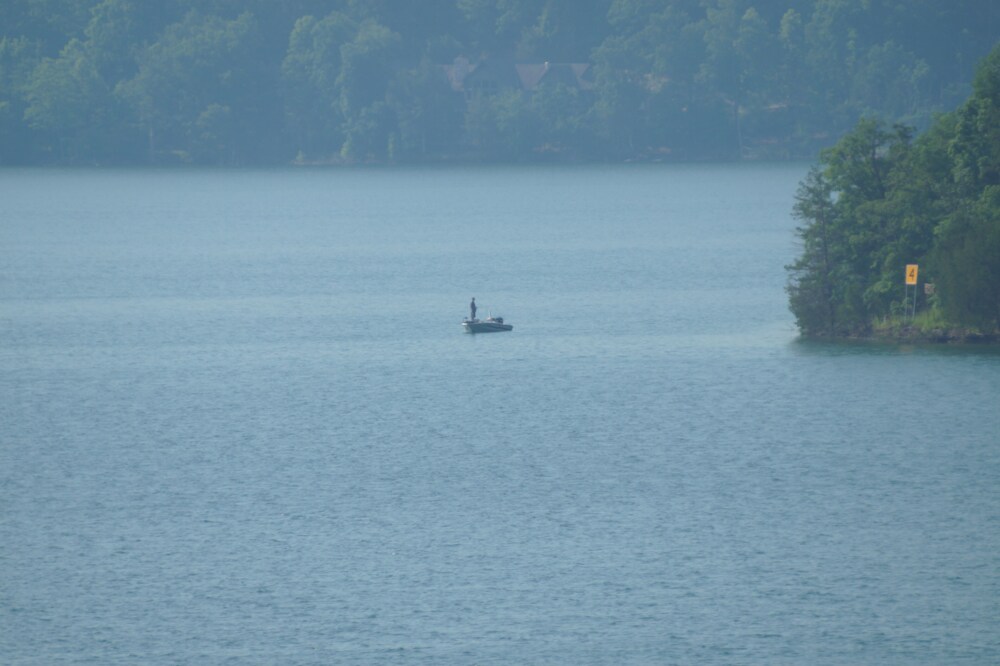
905, 264, 918, 286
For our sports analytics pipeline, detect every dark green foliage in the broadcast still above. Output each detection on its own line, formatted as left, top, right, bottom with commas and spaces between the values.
0, 0, 997, 164
933, 193, 1000, 330
786, 167, 840, 336
932, 46, 1000, 330
788, 45, 1000, 337
116, 11, 271, 164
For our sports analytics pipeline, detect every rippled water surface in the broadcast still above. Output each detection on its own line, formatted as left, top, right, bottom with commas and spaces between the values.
2, 165, 999, 664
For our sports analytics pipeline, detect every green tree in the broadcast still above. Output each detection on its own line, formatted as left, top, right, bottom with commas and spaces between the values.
281, 12, 356, 161
515, 0, 611, 61
801, 0, 864, 134
787, 118, 920, 335
699, 0, 777, 158
85, 0, 137, 82
117, 11, 266, 164
933, 191, 1000, 330
0, 0, 92, 57
933, 45, 1000, 330
590, 28, 650, 158
787, 167, 840, 336
949, 44, 1000, 195
824, 119, 917, 322
0, 36, 41, 163
385, 56, 464, 160
464, 88, 533, 160
23, 37, 126, 161
851, 41, 930, 126
529, 80, 590, 157
596, 0, 708, 158
336, 18, 400, 160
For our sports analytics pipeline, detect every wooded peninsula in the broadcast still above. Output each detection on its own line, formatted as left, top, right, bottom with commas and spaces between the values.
787, 45, 1000, 342
1, 0, 996, 165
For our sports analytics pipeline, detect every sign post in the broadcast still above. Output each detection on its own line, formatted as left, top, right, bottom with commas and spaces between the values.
905, 264, 919, 319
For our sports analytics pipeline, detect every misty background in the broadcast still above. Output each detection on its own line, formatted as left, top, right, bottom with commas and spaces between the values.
1, 0, 997, 166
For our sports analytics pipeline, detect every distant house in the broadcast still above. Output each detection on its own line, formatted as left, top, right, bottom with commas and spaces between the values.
515, 62, 594, 91
441, 57, 593, 99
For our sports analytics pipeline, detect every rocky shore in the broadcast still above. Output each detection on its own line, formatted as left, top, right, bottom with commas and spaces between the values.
864, 325, 999, 344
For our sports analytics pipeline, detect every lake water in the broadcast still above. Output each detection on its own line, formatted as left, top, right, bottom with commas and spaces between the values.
2, 165, 998, 664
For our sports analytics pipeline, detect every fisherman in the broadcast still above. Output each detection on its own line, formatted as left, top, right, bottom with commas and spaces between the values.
470, 297, 477, 321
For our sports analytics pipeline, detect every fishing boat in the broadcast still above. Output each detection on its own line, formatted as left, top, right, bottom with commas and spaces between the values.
462, 316, 513, 333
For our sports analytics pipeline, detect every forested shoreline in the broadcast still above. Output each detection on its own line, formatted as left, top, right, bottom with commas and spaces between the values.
786, 45, 1000, 342
1, 0, 996, 165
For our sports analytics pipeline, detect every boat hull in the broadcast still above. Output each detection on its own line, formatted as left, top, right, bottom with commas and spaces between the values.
462, 319, 513, 333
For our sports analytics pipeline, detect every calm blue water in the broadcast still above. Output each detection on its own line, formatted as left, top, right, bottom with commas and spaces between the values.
2, 165, 998, 664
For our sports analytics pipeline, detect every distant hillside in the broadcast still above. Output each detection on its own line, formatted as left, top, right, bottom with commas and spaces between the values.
1, 0, 997, 165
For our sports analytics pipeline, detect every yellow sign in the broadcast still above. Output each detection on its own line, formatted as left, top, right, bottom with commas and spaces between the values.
905, 264, 918, 285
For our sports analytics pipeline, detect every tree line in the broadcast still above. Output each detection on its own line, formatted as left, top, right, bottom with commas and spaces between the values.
786, 44, 1000, 339
0, 0, 997, 165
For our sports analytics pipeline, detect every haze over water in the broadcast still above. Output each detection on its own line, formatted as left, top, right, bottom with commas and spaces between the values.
2, 165, 998, 664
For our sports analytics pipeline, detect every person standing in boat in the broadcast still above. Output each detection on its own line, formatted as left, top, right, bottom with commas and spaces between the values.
469, 297, 477, 321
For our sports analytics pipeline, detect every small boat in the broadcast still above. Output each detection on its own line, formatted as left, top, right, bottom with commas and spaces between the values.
462, 316, 513, 333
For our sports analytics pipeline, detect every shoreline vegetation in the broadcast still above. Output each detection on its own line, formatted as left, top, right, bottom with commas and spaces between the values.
797, 311, 1000, 345
866, 310, 999, 345
803, 309, 1000, 345
785, 44, 1000, 346
861, 319, 998, 345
